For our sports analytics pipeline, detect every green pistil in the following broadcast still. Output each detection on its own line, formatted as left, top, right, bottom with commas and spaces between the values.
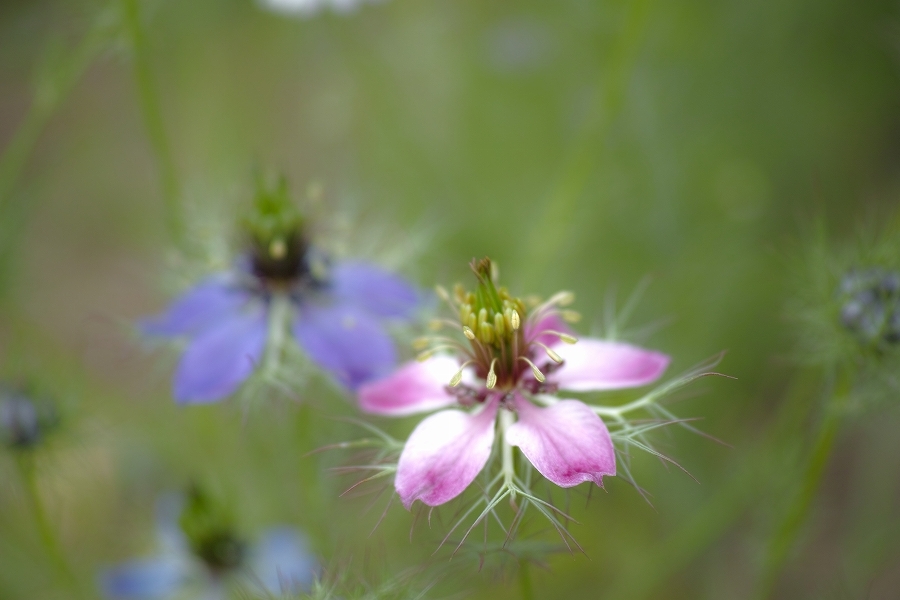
242, 176, 308, 281
454, 258, 531, 388
457, 285, 525, 348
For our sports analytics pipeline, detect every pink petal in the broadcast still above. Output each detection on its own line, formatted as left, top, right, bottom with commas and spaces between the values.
358, 357, 460, 416
395, 401, 498, 508
506, 397, 615, 487
525, 312, 572, 348
548, 338, 669, 391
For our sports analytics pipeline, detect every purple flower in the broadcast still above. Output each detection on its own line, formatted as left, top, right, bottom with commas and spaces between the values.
101, 496, 317, 599
141, 259, 419, 404
358, 258, 670, 509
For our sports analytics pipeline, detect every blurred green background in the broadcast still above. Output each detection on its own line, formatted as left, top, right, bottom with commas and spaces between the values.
1, 0, 900, 598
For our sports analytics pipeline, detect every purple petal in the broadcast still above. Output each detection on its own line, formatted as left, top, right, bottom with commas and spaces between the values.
140, 274, 251, 337
506, 397, 615, 487
358, 357, 459, 416
526, 312, 573, 348
330, 261, 419, 318
100, 556, 186, 599
395, 401, 498, 508
293, 303, 396, 390
173, 306, 268, 404
249, 528, 317, 594
548, 338, 670, 391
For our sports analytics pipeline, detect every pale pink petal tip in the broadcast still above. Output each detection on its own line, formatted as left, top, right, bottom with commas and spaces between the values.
357, 356, 459, 416
549, 339, 670, 392
506, 398, 615, 487
395, 402, 498, 508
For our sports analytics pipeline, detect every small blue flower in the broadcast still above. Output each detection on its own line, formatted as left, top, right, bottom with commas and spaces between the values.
140, 179, 420, 404
101, 496, 317, 599
0, 386, 59, 450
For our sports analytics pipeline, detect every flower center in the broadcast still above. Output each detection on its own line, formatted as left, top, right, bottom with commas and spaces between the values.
454, 258, 534, 390
242, 176, 320, 285
417, 257, 581, 399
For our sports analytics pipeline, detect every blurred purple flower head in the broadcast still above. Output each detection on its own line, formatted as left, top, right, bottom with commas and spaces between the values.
838, 267, 900, 347
0, 385, 59, 450
358, 258, 670, 509
140, 178, 420, 404
101, 493, 317, 599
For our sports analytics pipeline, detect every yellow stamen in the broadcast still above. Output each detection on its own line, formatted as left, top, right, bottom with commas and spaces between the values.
486, 358, 498, 389
509, 309, 521, 330
560, 309, 581, 323
493, 313, 506, 337
412, 337, 431, 350
462, 326, 476, 340
269, 238, 287, 259
518, 356, 546, 383
534, 342, 562, 363
449, 360, 474, 387
548, 291, 575, 306
479, 322, 494, 344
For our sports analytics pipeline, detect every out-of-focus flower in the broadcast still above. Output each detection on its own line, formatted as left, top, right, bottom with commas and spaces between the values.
141, 178, 420, 404
837, 267, 900, 347
101, 489, 317, 599
0, 386, 59, 450
258, 0, 382, 18
358, 258, 671, 509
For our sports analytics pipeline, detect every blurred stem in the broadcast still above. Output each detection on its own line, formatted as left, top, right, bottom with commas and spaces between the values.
262, 292, 291, 377
0, 19, 107, 297
296, 403, 329, 553
122, 0, 185, 250
519, 560, 534, 600
525, 0, 651, 286
15, 454, 85, 598
755, 366, 852, 598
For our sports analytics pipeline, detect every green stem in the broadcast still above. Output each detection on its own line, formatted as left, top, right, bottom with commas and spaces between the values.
262, 292, 291, 377
519, 560, 535, 600
15, 454, 84, 597
755, 368, 851, 598
500, 408, 516, 492
295, 403, 330, 554
122, 0, 184, 250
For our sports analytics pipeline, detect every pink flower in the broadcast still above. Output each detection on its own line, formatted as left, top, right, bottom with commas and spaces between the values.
358, 258, 670, 509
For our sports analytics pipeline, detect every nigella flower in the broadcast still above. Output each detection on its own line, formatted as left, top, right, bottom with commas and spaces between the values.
102, 490, 317, 599
141, 178, 419, 403
837, 267, 900, 347
0, 385, 59, 450
358, 258, 671, 509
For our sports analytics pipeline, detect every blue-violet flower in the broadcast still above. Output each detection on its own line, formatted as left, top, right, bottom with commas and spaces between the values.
141, 179, 420, 403
102, 492, 317, 599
